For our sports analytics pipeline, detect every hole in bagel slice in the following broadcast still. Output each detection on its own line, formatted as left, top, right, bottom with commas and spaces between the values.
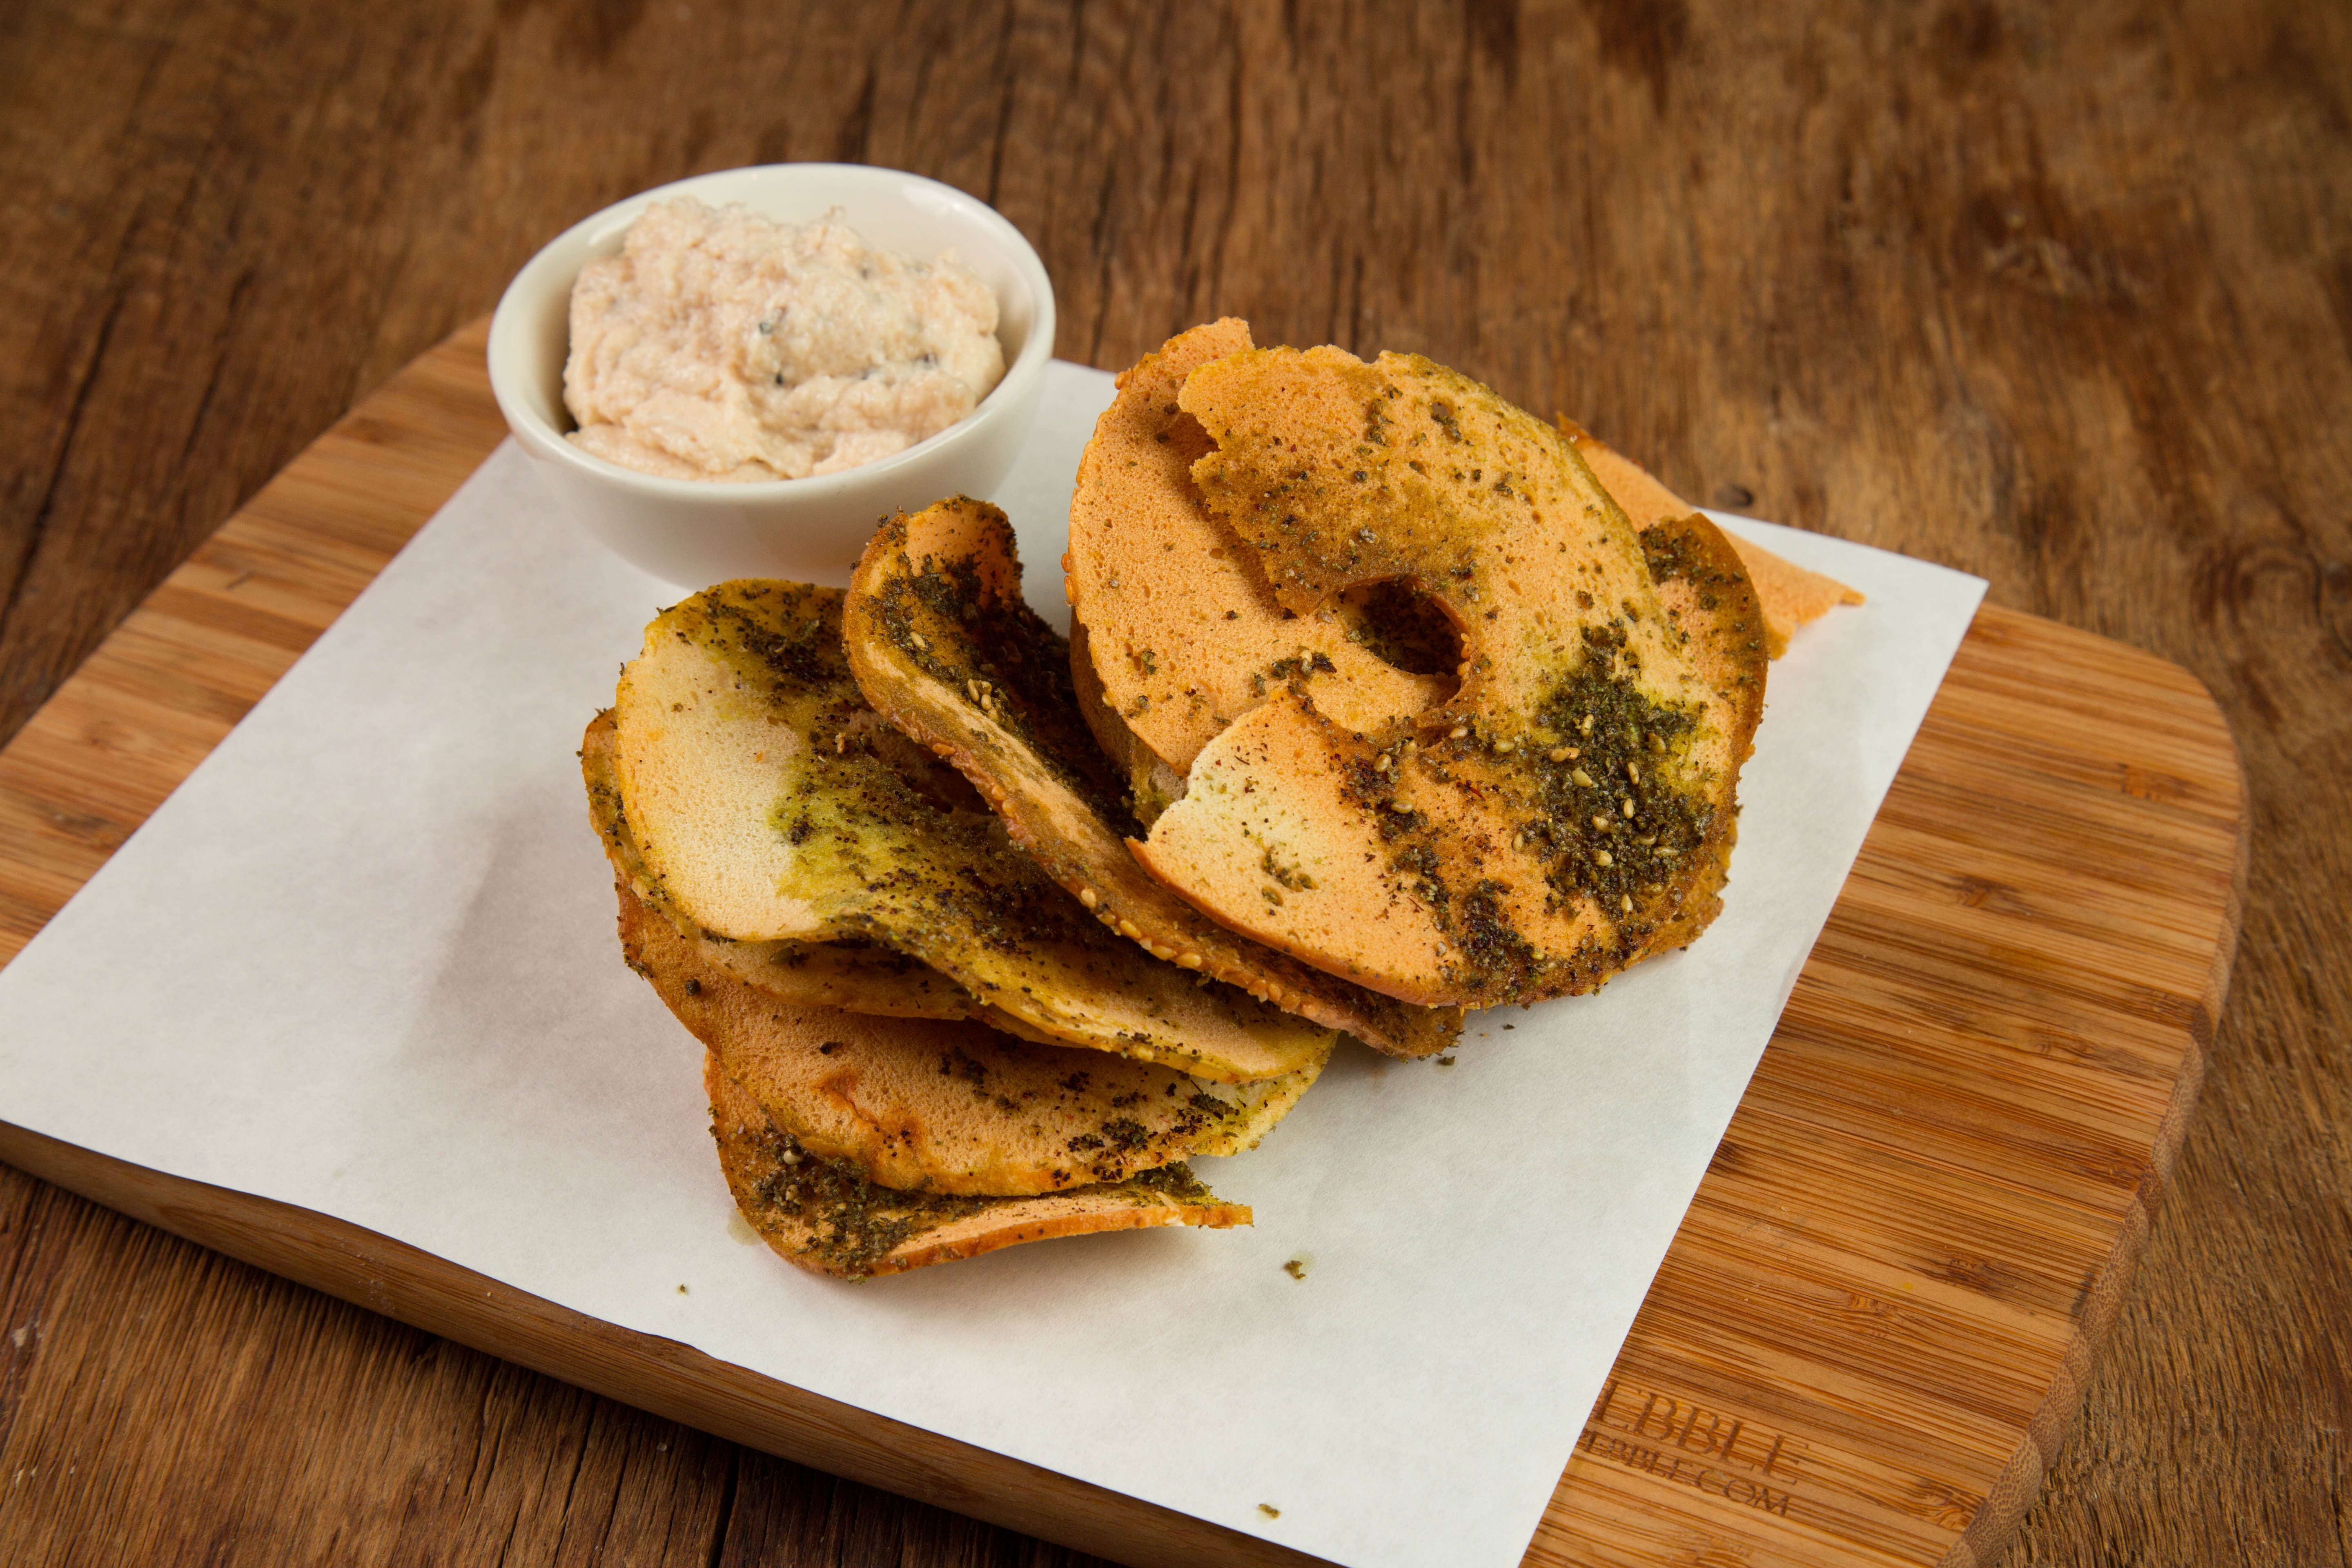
1334, 578, 1464, 684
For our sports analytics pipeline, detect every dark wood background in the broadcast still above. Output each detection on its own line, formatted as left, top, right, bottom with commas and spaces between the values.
2, 1, 2345, 1563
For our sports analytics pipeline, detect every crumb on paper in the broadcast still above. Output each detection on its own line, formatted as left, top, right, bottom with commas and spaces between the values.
1437, 1054, 1457, 1066
1283, 1254, 1311, 1281
1258, 1503, 1281, 1519
677, 1283, 689, 1294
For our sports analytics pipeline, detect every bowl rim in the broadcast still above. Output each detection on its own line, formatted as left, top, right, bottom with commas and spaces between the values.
486, 162, 1057, 507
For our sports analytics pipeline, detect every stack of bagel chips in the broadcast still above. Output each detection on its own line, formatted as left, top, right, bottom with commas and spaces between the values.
592, 579, 1332, 1278
592, 321, 1856, 1278
1067, 320, 1854, 1009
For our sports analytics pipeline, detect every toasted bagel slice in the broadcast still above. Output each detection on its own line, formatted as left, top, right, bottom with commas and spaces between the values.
1065, 319, 1452, 817
845, 497, 1462, 1059
612, 581, 1333, 1083
707, 1055, 1250, 1280
1125, 346, 1769, 1008
585, 709, 976, 1020
594, 707, 1189, 1045
1558, 419, 1862, 659
623, 881, 1315, 1193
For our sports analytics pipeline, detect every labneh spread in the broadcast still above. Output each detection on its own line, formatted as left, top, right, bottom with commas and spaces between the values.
563, 199, 1005, 483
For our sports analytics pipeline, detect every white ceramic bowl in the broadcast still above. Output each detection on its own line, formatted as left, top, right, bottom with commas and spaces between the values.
488, 164, 1056, 588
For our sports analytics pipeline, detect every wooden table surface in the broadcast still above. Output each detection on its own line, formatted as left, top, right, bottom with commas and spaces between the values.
0, 4, 2343, 1565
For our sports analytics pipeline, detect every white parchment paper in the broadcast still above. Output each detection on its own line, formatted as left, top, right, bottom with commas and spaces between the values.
0, 363, 1984, 1568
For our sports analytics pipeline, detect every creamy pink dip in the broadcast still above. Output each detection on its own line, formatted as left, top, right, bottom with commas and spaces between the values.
562, 199, 1005, 482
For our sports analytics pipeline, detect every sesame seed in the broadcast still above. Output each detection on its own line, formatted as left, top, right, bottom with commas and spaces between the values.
1620, 894, 1634, 913
1621, 797, 1636, 817
909, 632, 927, 649
1593, 848, 1613, 866
1449, 725, 1468, 740
1492, 739, 1515, 754
1078, 887, 1099, 909
1579, 714, 1595, 735
1571, 768, 1595, 787
1591, 813, 1612, 831
1390, 798, 1414, 813
1375, 753, 1393, 772
1548, 747, 1571, 762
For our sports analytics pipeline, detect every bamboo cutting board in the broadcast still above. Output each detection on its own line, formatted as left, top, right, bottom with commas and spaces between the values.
0, 320, 2244, 1568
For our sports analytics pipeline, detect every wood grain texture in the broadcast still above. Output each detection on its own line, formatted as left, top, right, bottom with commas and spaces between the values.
0, 1, 2338, 1564
0, 325, 2240, 1567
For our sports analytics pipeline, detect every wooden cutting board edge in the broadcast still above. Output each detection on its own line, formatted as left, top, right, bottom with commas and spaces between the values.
0, 318, 2247, 1568
1941, 787, 2244, 1568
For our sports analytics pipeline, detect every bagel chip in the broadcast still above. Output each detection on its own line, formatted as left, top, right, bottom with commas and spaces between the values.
1559, 418, 1862, 658
612, 581, 1334, 1082
1125, 346, 1768, 1008
622, 880, 1316, 1193
708, 1054, 1250, 1281
1065, 319, 1452, 815
844, 497, 1462, 1059
586, 708, 976, 1020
